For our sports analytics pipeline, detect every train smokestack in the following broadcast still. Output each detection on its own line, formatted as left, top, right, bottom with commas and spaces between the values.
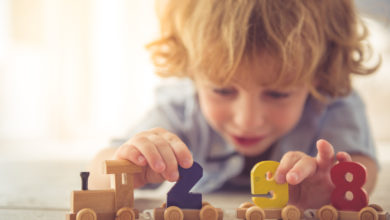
80, 172, 90, 190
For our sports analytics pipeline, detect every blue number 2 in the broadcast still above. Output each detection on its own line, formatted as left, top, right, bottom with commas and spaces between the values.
167, 162, 203, 209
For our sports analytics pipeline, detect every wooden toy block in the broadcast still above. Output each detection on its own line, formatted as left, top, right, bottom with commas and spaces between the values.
70, 190, 115, 214
330, 161, 368, 211
112, 172, 135, 209
167, 161, 203, 209
104, 160, 142, 174
106, 160, 142, 213
250, 161, 288, 208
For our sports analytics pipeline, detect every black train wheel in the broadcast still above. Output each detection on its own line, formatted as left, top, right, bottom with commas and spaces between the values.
76, 208, 97, 220
245, 206, 265, 220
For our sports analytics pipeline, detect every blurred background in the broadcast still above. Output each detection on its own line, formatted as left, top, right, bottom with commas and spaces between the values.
0, 0, 389, 163
0, 0, 161, 161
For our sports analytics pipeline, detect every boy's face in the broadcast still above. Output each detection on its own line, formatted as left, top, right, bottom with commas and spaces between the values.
195, 54, 310, 157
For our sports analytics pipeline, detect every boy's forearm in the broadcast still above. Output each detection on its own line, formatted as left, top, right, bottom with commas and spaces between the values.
350, 154, 378, 195
87, 147, 117, 189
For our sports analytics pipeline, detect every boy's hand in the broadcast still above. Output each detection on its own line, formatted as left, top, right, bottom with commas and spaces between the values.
114, 127, 193, 188
274, 139, 352, 209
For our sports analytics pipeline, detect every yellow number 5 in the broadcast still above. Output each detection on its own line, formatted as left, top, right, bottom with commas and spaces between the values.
251, 161, 288, 208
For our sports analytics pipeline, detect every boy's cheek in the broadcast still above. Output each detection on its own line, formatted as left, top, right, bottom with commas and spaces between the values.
199, 97, 231, 122
203, 107, 230, 128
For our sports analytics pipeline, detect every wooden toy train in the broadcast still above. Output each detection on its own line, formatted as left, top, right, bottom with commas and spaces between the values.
66, 160, 389, 220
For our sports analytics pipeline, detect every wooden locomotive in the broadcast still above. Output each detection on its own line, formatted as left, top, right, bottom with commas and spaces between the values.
66, 160, 142, 220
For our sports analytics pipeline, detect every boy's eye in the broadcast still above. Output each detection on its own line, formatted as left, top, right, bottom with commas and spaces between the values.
212, 88, 236, 96
264, 90, 290, 99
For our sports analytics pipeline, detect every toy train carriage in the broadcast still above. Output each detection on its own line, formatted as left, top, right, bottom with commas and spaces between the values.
235, 161, 302, 220
154, 202, 223, 220
312, 204, 390, 220
236, 202, 301, 220
66, 160, 142, 220
153, 162, 223, 220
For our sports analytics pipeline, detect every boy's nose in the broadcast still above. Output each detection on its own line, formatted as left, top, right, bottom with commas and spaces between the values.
233, 97, 264, 132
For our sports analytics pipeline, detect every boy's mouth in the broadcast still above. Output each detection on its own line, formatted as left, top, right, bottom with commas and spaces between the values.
231, 135, 264, 147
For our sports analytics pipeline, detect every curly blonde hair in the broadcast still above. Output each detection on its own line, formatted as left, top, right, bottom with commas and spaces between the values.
146, 0, 379, 99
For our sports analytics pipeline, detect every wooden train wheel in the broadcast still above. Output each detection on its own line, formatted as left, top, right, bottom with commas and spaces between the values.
359, 207, 378, 220
368, 204, 383, 212
281, 205, 301, 220
317, 205, 338, 220
200, 205, 218, 220
239, 202, 255, 209
116, 207, 136, 220
76, 208, 97, 220
202, 201, 211, 207
245, 206, 265, 220
164, 206, 184, 220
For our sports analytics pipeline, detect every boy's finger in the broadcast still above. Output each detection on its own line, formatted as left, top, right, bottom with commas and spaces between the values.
149, 134, 179, 182
336, 151, 352, 162
144, 166, 165, 184
286, 156, 317, 185
115, 144, 147, 166
316, 139, 335, 169
163, 132, 193, 168
275, 151, 305, 184
131, 136, 166, 173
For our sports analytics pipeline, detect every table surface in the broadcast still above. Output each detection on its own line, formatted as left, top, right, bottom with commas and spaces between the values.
1, 159, 389, 220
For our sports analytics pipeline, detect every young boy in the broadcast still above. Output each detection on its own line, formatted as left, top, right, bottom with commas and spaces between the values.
89, 0, 379, 209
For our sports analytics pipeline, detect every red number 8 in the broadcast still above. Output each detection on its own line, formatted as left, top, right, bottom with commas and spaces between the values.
330, 161, 368, 211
